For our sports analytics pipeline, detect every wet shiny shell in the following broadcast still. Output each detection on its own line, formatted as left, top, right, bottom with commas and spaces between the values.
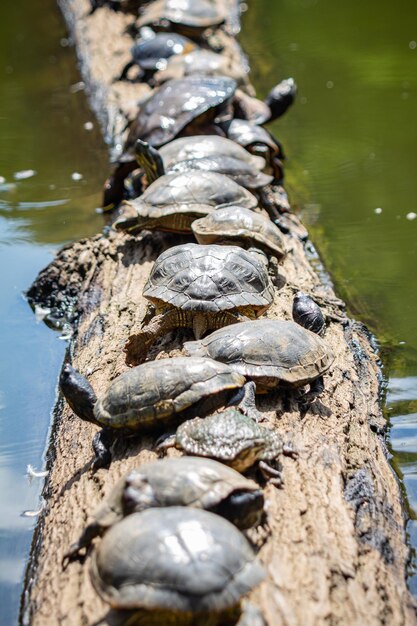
184, 319, 334, 388
93, 456, 263, 529
137, 0, 226, 30
126, 76, 236, 147
166, 155, 273, 189
226, 118, 282, 157
94, 356, 245, 429
175, 409, 283, 470
91, 507, 265, 612
155, 49, 249, 86
131, 32, 196, 71
192, 206, 286, 258
118, 171, 258, 233
143, 243, 274, 313
159, 135, 265, 170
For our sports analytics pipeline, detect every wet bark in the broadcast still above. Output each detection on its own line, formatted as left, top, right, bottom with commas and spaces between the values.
21, 1, 417, 625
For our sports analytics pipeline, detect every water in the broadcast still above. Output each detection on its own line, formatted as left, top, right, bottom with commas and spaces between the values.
242, 0, 417, 587
0, 1, 107, 623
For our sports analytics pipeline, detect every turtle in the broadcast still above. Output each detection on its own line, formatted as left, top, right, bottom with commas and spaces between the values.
125, 75, 237, 150
120, 31, 197, 80
124, 244, 275, 366
224, 118, 285, 181
191, 206, 287, 260
158, 409, 297, 487
63, 457, 264, 564
233, 78, 297, 126
113, 170, 258, 235
135, 0, 227, 38
154, 49, 250, 90
159, 135, 266, 171
59, 357, 246, 469
89, 0, 144, 13
90, 507, 266, 625
292, 291, 326, 335
183, 319, 334, 397
130, 138, 272, 190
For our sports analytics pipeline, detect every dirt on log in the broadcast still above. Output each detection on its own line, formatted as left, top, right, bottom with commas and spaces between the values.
21, 1, 417, 625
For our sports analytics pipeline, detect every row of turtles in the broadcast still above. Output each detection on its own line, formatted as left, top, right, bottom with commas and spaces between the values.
59, 2, 334, 625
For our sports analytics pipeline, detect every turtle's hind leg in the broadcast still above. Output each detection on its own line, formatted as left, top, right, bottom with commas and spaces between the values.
92, 428, 113, 471
124, 309, 181, 366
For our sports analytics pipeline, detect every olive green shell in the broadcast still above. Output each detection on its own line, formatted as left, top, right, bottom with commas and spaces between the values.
137, 0, 226, 31
94, 356, 245, 429
175, 409, 283, 472
126, 76, 236, 147
159, 135, 265, 171
191, 206, 286, 259
184, 319, 334, 388
143, 243, 274, 313
91, 507, 265, 612
91, 457, 263, 530
114, 171, 258, 234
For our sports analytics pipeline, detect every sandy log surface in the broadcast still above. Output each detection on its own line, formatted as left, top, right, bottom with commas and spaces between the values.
21, 1, 417, 625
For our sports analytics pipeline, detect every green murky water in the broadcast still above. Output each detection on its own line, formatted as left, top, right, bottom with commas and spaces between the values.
242, 0, 417, 589
1, 0, 417, 622
0, 1, 107, 623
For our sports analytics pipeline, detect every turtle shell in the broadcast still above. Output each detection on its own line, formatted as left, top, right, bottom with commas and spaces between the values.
154, 49, 249, 87
159, 135, 265, 170
191, 206, 286, 258
226, 118, 283, 158
175, 409, 283, 471
143, 243, 274, 314
166, 155, 273, 189
137, 0, 226, 32
131, 32, 196, 71
114, 171, 258, 233
184, 319, 334, 388
95, 456, 263, 529
94, 356, 245, 429
126, 75, 236, 147
91, 507, 265, 612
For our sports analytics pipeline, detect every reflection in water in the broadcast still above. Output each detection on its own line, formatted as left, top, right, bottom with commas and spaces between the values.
242, 0, 417, 595
0, 0, 108, 623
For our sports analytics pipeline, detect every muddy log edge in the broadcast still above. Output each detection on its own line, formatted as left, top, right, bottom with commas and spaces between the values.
20, 1, 417, 625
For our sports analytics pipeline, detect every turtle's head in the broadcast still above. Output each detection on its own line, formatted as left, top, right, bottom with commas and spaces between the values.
59, 363, 98, 424
134, 139, 165, 184
264, 77, 297, 122
122, 472, 158, 515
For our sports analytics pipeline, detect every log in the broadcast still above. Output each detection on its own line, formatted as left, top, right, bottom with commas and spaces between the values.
21, 1, 417, 625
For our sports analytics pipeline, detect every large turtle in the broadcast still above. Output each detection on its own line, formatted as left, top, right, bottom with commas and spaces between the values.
63, 456, 264, 564
135, 0, 226, 37
91, 507, 266, 625
130, 138, 272, 190
124, 244, 275, 366
59, 357, 246, 469
159, 409, 297, 486
125, 75, 237, 150
183, 319, 334, 396
191, 206, 287, 260
113, 170, 258, 234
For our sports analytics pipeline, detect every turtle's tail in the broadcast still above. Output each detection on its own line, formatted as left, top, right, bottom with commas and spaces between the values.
59, 363, 99, 425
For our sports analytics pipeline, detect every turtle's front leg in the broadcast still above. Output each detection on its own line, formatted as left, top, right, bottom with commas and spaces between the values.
258, 459, 284, 488
228, 381, 263, 422
124, 310, 179, 366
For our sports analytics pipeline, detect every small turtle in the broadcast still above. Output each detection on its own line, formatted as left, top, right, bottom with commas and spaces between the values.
113, 170, 257, 234
159, 134, 266, 171
59, 357, 246, 469
120, 31, 197, 80
159, 409, 297, 486
63, 457, 264, 563
125, 75, 236, 149
91, 507, 265, 625
136, 0, 226, 37
184, 319, 334, 396
154, 49, 250, 89
224, 118, 285, 180
191, 206, 287, 260
131, 138, 272, 190
292, 291, 326, 335
234, 78, 297, 125
124, 244, 275, 366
